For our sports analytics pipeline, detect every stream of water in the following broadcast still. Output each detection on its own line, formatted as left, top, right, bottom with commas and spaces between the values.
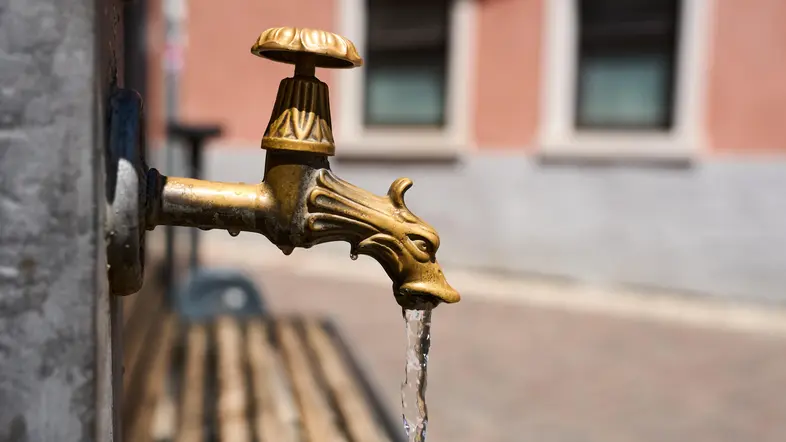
401, 306, 433, 442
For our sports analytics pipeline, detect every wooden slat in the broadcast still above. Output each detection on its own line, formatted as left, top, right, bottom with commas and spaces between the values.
175, 323, 208, 442
124, 315, 177, 442
150, 389, 177, 440
215, 317, 252, 442
277, 319, 346, 442
305, 320, 390, 442
125, 313, 395, 442
246, 319, 300, 442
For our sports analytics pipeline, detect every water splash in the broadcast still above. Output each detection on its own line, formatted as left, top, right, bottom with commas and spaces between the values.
401, 306, 432, 442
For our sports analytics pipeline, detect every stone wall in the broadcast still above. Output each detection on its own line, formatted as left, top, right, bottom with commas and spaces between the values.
0, 0, 122, 439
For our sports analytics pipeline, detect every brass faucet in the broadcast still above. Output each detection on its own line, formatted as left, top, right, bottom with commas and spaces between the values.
144, 27, 460, 309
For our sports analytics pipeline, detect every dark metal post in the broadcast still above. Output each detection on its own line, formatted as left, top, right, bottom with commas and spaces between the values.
166, 123, 224, 272
188, 136, 203, 271
161, 0, 186, 301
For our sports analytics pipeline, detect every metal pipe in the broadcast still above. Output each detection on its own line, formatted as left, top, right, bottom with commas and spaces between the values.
149, 175, 275, 234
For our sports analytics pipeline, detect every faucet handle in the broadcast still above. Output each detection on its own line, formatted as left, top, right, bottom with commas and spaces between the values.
253, 27, 361, 155
251, 27, 363, 75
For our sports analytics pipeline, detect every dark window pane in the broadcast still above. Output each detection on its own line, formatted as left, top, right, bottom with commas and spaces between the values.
367, 0, 448, 50
364, 0, 449, 126
576, 0, 680, 129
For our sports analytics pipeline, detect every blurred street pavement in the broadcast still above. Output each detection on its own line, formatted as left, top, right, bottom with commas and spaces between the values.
151, 231, 786, 442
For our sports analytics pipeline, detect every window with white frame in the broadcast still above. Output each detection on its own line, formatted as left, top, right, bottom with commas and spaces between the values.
337, 0, 475, 155
540, 0, 710, 156
363, 0, 450, 127
576, 0, 681, 130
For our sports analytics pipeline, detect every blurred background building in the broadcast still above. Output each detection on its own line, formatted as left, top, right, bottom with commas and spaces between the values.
139, 0, 786, 303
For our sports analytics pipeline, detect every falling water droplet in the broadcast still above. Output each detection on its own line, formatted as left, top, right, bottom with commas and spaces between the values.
350, 253, 358, 261
227, 228, 240, 237
278, 244, 295, 256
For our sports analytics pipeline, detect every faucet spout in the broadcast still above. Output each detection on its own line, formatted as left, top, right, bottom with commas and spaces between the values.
302, 168, 460, 306
146, 158, 461, 307
143, 26, 461, 308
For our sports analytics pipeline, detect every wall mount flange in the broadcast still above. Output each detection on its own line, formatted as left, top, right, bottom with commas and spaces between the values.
105, 88, 147, 296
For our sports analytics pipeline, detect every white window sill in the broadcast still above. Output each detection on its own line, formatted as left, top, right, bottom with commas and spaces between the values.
538, 132, 700, 164
335, 143, 463, 161
333, 129, 465, 160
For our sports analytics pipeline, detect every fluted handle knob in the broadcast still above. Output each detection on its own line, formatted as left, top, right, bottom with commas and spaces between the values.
251, 27, 363, 73
253, 27, 359, 155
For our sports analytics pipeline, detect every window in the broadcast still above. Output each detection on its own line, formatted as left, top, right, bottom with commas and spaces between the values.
364, 0, 450, 127
540, 0, 710, 158
337, 0, 475, 157
576, 0, 681, 130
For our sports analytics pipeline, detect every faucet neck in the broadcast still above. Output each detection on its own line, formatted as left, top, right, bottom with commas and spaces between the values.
261, 73, 335, 156
262, 150, 329, 246
294, 53, 317, 77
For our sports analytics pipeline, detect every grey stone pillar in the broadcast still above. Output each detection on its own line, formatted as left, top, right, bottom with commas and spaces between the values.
0, 0, 125, 440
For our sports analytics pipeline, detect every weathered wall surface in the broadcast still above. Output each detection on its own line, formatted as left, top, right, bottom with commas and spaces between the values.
0, 0, 119, 440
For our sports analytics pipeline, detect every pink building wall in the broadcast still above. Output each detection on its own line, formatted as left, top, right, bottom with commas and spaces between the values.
474, 0, 543, 150
707, 0, 786, 154
145, 0, 786, 155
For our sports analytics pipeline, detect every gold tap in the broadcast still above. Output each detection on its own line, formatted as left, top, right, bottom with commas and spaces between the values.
145, 27, 460, 309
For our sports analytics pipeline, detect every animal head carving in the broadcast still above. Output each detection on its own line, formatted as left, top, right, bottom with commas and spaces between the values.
306, 170, 460, 307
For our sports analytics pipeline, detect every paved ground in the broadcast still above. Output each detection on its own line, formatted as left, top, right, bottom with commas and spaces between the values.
158, 234, 786, 442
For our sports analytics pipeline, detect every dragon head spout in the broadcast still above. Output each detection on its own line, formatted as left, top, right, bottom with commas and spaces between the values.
306, 170, 460, 307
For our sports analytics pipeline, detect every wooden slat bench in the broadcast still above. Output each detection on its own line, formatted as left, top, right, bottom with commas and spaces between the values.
123, 294, 400, 442
122, 279, 178, 442
174, 316, 398, 442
